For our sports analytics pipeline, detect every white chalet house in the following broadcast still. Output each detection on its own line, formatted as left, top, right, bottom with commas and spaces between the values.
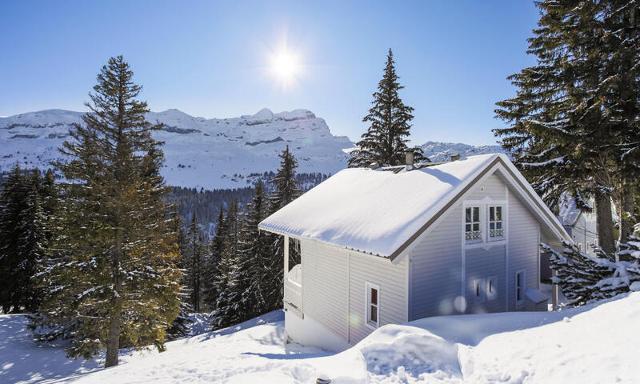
259, 153, 570, 351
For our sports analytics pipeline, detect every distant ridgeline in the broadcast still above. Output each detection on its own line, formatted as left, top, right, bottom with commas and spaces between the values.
168, 171, 329, 238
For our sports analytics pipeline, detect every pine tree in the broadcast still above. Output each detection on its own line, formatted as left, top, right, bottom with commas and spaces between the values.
185, 214, 204, 312
262, 147, 304, 313
269, 146, 301, 213
167, 211, 192, 340
600, 0, 640, 242
235, 181, 273, 320
495, 0, 640, 252
35, 56, 182, 367
349, 49, 425, 168
211, 200, 240, 328
545, 238, 640, 306
16, 173, 47, 312
0, 165, 47, 313
203, 209, 225, 310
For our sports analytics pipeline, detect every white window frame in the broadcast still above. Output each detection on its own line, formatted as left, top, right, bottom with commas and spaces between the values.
365, 282, 380, 329
515, 270, 525, 306
463, 199, 507, 248
486, 276, 498, 301
487, 205, 505, 241
464, 206, 482, 243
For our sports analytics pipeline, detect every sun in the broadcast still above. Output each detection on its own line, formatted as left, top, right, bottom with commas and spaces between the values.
269, 47, 301, 88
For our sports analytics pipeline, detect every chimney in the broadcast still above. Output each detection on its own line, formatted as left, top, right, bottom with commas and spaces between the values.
450, 153, 461, 162
405, 150, 415, 168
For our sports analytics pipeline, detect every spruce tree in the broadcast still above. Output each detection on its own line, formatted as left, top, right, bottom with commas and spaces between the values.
495, 0, 640, 251
600, 0, 640, 242
236, 181, 273, 319
185, 214, 204, 312
16, 174, 47, 312
167, 211, 192, 340
203, 209, 225, 310
349, 49, 425, 168
211, 200, 240, 328
269, 146, 301, 213
0, 165, 45, 313
35, 56, 182, 367
260, 147, 304, 315
545, 238, 640, 306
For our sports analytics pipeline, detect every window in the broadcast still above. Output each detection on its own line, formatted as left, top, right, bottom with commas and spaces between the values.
472, 279, 485, 303
488, 206, 504, 239
486, 276, 497, 300
465, 206, 481, 241
515, 271, 525, 305
366, 283, 380, 328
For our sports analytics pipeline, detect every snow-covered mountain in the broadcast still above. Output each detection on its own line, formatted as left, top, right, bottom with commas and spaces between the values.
421, 140, 507, 162
0, 108, 508, 189
0, 108, 353, 189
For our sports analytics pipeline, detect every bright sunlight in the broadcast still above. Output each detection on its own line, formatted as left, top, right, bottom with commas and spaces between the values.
269, 46, 302, 88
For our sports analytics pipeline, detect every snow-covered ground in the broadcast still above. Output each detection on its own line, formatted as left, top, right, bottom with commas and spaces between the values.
2, 293, 639, 384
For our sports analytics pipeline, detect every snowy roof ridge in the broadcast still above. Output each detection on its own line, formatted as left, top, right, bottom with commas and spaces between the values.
260, 153, 570, 258
260, 154, 505, 257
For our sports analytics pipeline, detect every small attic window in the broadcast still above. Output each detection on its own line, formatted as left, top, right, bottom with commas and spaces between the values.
465, 206, 481, 241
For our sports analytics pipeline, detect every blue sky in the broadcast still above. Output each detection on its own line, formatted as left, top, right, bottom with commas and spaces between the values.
0, 0, 538, 145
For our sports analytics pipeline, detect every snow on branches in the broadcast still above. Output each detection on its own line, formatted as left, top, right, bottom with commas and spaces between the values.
543, 238, 640, 306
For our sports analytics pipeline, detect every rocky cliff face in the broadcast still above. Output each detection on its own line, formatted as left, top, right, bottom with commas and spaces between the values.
0, 108, 353, 188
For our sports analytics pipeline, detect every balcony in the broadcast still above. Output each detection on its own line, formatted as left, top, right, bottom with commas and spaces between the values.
284, 264, 303, 317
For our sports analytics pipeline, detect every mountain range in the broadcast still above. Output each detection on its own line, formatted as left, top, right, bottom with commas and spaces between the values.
0, 108, 505, 189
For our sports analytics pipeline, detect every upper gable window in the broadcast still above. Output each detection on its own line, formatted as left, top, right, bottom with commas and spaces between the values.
488, 205, 504, 240
465, 206, 481, 241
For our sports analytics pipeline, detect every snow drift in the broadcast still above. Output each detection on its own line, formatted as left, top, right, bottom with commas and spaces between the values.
2, 292, 639, 383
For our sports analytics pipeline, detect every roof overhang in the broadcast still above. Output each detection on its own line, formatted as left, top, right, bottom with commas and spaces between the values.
259, 154, 571, 261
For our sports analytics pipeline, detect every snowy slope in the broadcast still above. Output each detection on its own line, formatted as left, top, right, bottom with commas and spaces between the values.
0, 108, 353, 189
2, 293, 639, 383
421, 141, 507, 162
0, 108, 509, 189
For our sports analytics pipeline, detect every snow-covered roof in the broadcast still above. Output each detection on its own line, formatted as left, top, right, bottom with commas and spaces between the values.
259, 153, 569, 258
558, 193, 582, 227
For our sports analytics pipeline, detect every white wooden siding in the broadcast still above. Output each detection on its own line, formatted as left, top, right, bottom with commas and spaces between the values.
301, 240, 349, 340
465, 174, 506, 201
299, 239, 408, 344
507, 188, 541, 310
297, 169, 547, 346
408, 170, 545, 317
348, 250, 407, 343
408, 204, 463, 320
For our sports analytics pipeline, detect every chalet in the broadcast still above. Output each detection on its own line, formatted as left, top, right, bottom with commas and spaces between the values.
259, 153, 570, 351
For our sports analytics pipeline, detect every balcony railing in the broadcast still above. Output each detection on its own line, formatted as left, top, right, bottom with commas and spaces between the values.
284, 264, 302, 316
465, 230, 482, 241
490, 228, 504, 238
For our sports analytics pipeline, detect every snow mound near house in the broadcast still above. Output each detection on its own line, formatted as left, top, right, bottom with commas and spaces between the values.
354, 325, 462, 383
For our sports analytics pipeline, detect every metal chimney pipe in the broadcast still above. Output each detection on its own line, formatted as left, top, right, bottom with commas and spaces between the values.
405, 151, 414, 166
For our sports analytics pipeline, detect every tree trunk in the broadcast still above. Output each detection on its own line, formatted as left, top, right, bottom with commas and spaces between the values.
595, 191, 616, 254
105, 310, 122, 367
619, 180, 636, 243
106, 230, 123, 368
